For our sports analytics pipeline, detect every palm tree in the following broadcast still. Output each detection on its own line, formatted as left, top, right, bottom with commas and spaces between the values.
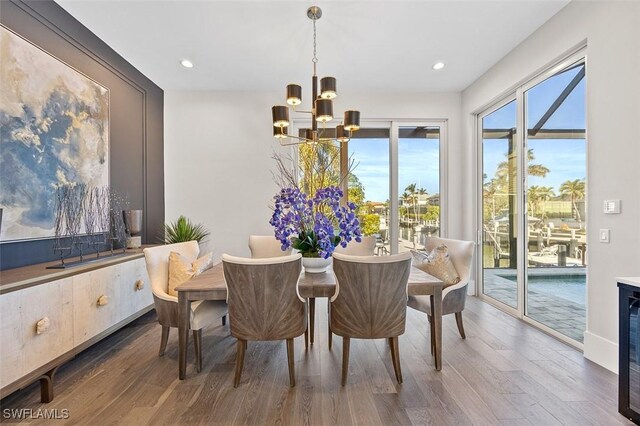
404, 183, 417, 222
417, 187, 427, 220
536, 186, 555, 219
496, 148, 550, 180
560, 179, 586, 227
527, 185, 555, 218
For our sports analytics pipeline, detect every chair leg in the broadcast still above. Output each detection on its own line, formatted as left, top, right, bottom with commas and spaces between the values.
159, 326, 170, 357
286, 338, 295, 387
389, 336, 402, 383
328, 302, 332, 350
341, 337, 350, 386
193, 329, 202, 373
428, 315, 435, 355
234, 339, 247, 388
222, 314, 226, 326
309, 297, 315, 345
455, 311, 466, 339
304, 328, 309, 349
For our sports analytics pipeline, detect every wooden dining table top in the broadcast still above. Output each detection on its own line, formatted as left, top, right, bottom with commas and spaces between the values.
176, 261, 443, 299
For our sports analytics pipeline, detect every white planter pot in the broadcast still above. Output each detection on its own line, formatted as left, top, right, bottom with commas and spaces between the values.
302, 256, 332, 273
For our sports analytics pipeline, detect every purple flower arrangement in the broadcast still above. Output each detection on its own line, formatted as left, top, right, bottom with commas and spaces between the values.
270, 186, 362, 259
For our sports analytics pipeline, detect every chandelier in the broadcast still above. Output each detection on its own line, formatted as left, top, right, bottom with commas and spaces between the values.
271, 6, 361, 146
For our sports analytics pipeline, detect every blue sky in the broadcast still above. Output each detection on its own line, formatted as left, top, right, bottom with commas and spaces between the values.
349, 137, 439, 202
346, 64, 585, 202
483, 65, 585, 193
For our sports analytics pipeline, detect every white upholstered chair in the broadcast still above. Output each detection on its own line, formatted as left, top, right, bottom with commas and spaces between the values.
143, 241, 227, 371
333, 235, 376, 256
407, 237, 475, 348
248, 235, 292, 258
222, 253, 306, 387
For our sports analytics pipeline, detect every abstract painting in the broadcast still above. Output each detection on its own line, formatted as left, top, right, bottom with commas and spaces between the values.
0, 26, 109, 241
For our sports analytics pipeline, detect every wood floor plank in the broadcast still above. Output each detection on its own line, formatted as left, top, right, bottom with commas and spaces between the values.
0, 297, 630, 426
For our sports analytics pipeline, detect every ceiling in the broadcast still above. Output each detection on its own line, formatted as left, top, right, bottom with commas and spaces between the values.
56, 1, 569, 92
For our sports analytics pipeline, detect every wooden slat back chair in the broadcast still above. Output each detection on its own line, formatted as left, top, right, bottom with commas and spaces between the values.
407, 237, 475, 353
222, 253, 306, 387
330, 252, 412, 385
143, 242, 227, 372
248, 235, 292, 258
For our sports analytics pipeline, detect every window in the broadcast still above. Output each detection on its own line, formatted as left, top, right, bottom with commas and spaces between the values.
295, 120, 446, 254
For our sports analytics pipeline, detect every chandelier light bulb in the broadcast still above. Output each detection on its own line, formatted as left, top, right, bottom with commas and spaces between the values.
272, 105, 290, 128
320, 77, 337, 99
343, 110, 360, 131
315, 99, 334, 123
286, 84, 302, 106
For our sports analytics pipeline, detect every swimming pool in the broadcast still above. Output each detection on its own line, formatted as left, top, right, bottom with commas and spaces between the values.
499, 274, 586, 305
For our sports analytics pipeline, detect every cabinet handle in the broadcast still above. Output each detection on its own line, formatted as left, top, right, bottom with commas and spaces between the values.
135, 279, 144, 291
97, 295, 109, 306
36, 317, 51, 335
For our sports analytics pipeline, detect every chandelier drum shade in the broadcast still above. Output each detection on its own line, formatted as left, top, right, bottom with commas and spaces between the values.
271, 6, 360, 145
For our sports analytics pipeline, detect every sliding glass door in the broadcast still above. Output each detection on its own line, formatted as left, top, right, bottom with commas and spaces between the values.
478, 52, 587, 346
481, 99, 519, 310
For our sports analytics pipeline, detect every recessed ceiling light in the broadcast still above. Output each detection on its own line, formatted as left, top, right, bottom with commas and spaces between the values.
181, 59, 194, 68
432, 62, 445, 70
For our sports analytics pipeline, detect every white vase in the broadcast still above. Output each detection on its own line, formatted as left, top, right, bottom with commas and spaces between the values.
302, 256, 332, 273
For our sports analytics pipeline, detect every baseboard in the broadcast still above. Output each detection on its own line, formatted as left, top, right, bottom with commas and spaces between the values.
583, 330, 618, 374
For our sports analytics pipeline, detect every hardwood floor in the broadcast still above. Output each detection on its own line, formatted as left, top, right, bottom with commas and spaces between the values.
1, 297, 632, 425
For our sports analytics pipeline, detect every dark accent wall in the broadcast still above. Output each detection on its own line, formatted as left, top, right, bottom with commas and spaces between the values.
0, 0, 164, 270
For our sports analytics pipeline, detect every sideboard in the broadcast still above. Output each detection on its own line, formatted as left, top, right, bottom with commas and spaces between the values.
0, 250, 154, 402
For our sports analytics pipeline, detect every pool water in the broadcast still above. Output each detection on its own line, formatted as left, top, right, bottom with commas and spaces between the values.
500, 274, 586, 305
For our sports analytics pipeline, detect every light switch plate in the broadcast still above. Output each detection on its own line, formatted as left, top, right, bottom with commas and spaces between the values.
599, 229, 610, 243
604, 199, 621, 214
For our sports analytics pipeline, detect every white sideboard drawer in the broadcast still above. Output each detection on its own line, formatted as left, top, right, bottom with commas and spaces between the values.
0, 291, 24, 388
72, 267, 119, 346
20, 278, 74, 378
115, 257, 153, 320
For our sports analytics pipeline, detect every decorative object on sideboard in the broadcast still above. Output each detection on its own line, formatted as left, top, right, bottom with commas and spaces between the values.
160, 215, 210, 245
270, 6, 360, 146
48, 185, 128, 269
123, 209, 143, 249
0, 27, 109, 242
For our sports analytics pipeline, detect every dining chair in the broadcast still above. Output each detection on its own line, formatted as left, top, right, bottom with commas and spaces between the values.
330, 252, 412, 385
248, 235, 292, 258
333, 235, 376, 256
222, 253, 306, 387
407, 237, 475, 354
143, 242, 228, 371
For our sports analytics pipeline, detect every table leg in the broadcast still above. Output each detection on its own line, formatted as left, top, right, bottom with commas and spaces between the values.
432, 286, 443, 371
178, 292, 190, 380
309, 297, 315, 345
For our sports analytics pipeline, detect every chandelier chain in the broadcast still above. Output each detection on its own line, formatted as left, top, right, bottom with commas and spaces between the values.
312, 16, 318, 66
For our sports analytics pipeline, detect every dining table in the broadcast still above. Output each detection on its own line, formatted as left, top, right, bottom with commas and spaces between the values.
176, 262, 444, 379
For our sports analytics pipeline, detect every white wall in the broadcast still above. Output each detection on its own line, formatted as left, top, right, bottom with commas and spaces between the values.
461, 1, 640, 372
164, 91, 461, 259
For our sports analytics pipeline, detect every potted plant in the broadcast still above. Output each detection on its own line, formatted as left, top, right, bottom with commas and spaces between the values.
270, 185, 361, 272
161, 215, 210, 244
